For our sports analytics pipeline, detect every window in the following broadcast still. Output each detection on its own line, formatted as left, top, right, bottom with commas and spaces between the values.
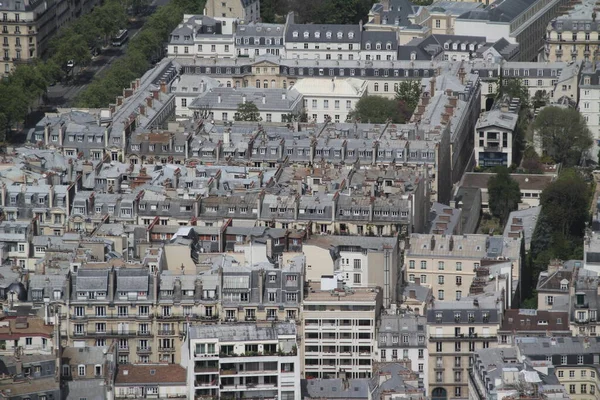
438, 261, 444, 270
353, 273, 361, 284
420, 261, 427, 269
456, 262, 462, 271
546, 296, 554, 305
78, 365, 86, 376
409, 260, 415, 269
456, 276, 462, 286
438, 275, 444, 284
438, 290, 444, 300
561, 356, 567, 365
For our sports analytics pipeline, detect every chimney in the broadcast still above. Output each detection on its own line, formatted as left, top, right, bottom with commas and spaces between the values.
258, 269, 265, 303
152, 89, 159, 100
146, 97, 153, 108
458, 67, 466, 84
135, 78, 141, 90
139, 105, 146, 116
422, 96, 430, 106
160, 80, 167, 93
124, 88, 133, 98
48, 185, 54, 208
218, 94, 222, 103
417, 104, 425, 114
449, 96, 458, 107
430, 235, 436, 250
445, 104, 454, 116
429, 77, 436, 97
116, 96, 124, 106
108, 268, 115, 302
242, 94, 247, 104
223, 129, 230, 145
449, 236, 454, 252
194, 278, 203, 301
441, 113, 450, 124
262, 94, 266, 104
409, 289, 416, 299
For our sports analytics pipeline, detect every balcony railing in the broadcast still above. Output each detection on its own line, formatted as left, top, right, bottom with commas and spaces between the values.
136, 346, 152, 353
159, 346, 176, 352
158, 329, 175, 336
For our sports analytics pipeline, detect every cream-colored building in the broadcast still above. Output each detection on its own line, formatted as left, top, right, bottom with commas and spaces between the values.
544, 0, 599, 63
204, 0, 260, 22
404, 234, 521, 303
427, 294, 504, 400
301, 277, 383, 379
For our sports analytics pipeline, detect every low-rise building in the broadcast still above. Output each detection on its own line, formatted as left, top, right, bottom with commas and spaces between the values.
497, 309, 571, 347
474, 98, 521, 168
183, 323, 301, 400
61, 346, 114, 400
0, 353, 61, 400
114, 364, 187, 399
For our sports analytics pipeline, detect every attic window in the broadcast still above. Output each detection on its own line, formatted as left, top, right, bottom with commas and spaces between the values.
292, 31, 298, 37
337, 31, 342, 39
303, 31, 309, 38
315, 31, 320, 38
326, 31, 332, 39
348, 32, 354, 39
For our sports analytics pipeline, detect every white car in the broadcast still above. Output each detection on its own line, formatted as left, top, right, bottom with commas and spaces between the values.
66, 60, 74, 68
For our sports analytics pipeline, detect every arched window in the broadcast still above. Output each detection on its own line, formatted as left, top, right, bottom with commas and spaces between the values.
263, 80, 268, 89
365, 42, 371, 50
384, 83, 389, 92
271, 79, 276, 88
303, 31, 309, 38
374, 83, 379, 91
376, 42, 381, 50
256, 80, 260, 88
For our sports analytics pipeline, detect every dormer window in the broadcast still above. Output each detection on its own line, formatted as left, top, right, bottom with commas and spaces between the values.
348, 32, 354, 39
337, 31, 343, 39
444, 43, 449, 50
303, 31, 309, 38
365, 42, 371, 50
376, 42, 381, 50
315, 31, 320, 38
326, 31, 332, 39
410, 52, 416, 60
292, 31, 298, 38
386, 42, 392, 50
452, 43, 457, 50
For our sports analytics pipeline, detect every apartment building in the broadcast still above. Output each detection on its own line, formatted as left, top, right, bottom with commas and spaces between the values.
182, 323, 301, 400
0, 352, 61, 400
497, 309, 571, 347
377, 313, 429, 390
544, 0, 599, 63
236, 22, 285, 58
579, 65, 600, 161
114, 364, 187, 399
474, 97, 521, 168
517, 336, 600, 399
61, 346, 114, 400
302, 235, 399, 308
536, 260, 577, 312
168, 15, 236, 59
0, 314, 55, 356
302, 277, 383, 379
404, 234, 521, 303
469, 346, 568, 400
204, 0, 260, 22
427, 295, 504, 400
455, 0, 568, 61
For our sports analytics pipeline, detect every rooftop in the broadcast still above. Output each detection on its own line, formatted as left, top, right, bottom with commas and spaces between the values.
115, 364, 186, 385
188, 322, 296, 341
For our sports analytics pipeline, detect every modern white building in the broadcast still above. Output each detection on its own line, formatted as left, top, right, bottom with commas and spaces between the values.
182, 323, 301, 400
188, 87, 304, 123
293, 77, 368, 123
302, 278, 383, 379
474, 98, 520, 168
168, 15, 236, 58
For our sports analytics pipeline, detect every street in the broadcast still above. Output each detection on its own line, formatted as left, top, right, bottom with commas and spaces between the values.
44, 0, 171, 108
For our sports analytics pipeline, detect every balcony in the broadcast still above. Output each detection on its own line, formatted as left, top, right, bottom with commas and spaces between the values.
429, 333, 496, 340
245, 316, 257, 322
159, 346, 176, 352
117, 346, 129, 353
137, 330, 151, 336
136, 346, 152, 353
483, 145, 502, 152
195, 366, 219, 373
555, 49, 563, 55
158, 329, 175, 336
195, 380, 218, 387
575, 302, 589, 309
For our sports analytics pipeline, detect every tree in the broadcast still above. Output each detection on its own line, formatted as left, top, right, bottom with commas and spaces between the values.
487, 166, 521, 225
521, 146, 543, 174
395, 80, 421, 120
533, 106, 593, 166
235, 101, 261, 121
540, 168, 590, 237
348, 96, 405, 124
532, 90, 548, 109
287, 0, 374, 24
494, 78, 530, 108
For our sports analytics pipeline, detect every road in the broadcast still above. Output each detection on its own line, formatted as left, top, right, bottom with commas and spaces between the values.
44, 0, 171, 108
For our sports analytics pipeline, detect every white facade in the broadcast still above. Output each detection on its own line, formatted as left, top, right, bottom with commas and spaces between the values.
302, 280, 382, 379
293, 77, 368, 123
474, 105, 518, 168
454, 21, 510, 44
579, 77, 600, 161
183, 323, 301, 400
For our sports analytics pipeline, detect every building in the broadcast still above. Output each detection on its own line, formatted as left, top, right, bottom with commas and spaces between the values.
579, 65, 600, 160
544, 0, 600, 63
427, 294, 504, 400
377, 313, 429, 389
302, 235, 399, 307
455, 0, 568, 61
167, 15, 236, 59
474, 97, 521, 168
61, 346, 114, 400
188, 87, 304, 123
302, 278, 383, 379
204, 0, 260, 22
535, 259, 577, 312
0, 353, 61, 400
459, 172, 557, 211
404, 234, 522, 303
293, 77, 368, 123
503, 206, 541, 251
114, 364, 187, 399
469, 346, 568, 400
497, 309, 571, 347
428, 203, 462, 235
235, 22, 285, 58
182, 323, 301, 400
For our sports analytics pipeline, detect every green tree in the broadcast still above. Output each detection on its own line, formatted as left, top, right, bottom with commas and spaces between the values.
521, 146, 543, 174
235, 101, 261, 121
93, 0, 128, 44
487, 166, 521, 225
348, 95, 405, 124
533, 106, 593, 167
0, 82, 29, 138
395, 80, 421, 119
50, 28, 91, 70
495, 78, 530, 108
540, 168, 590, 237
